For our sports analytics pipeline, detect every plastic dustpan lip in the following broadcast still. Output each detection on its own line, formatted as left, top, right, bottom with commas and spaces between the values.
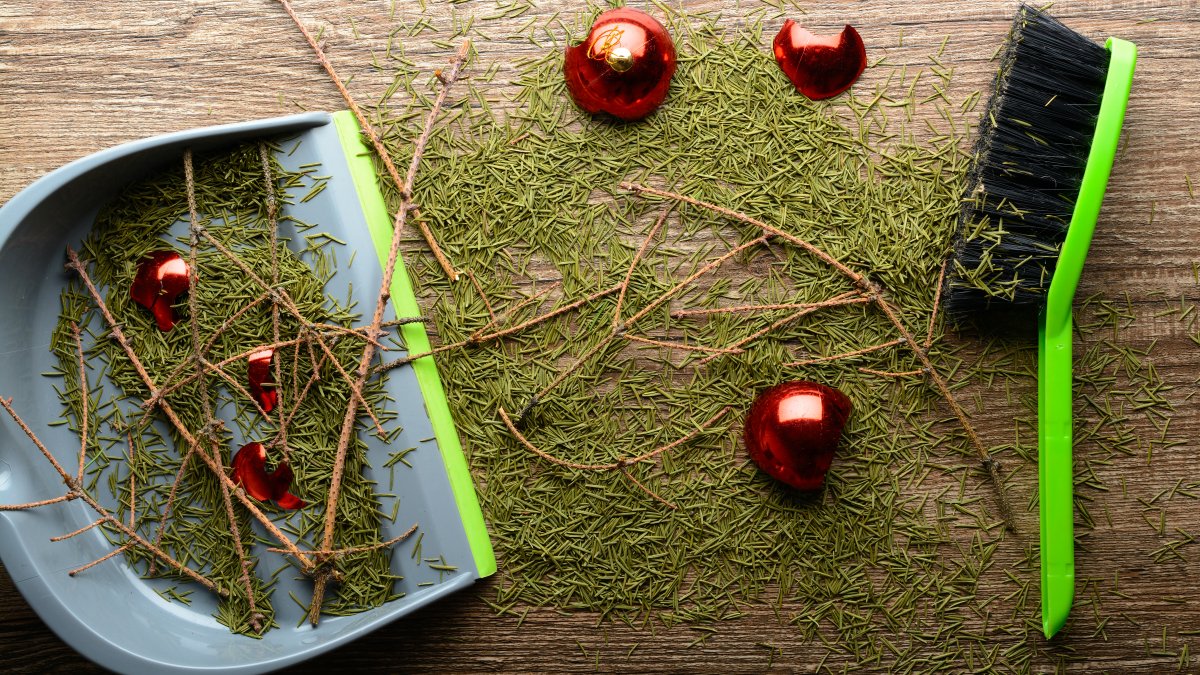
0, 112, 332, 229
0, 111, 493, 673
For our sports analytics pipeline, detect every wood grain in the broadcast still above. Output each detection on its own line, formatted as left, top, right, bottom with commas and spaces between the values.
1, 0, 1198, 672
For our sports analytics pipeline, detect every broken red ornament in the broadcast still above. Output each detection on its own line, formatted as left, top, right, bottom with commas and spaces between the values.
247, 348, 278, 414
563, 8, 677, 121
130, 250, 190, 331
231, 442, 305, 509
773, 20, 867, 100
743, 380, 852, 491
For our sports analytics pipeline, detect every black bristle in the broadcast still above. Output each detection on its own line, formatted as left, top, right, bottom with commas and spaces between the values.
943, 5, 1111, 322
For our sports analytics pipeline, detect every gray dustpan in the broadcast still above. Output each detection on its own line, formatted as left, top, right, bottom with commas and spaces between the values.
0, 111, 494, 673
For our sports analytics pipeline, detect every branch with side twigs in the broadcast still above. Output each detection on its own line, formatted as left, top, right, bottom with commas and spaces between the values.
619, 181, 1015, 532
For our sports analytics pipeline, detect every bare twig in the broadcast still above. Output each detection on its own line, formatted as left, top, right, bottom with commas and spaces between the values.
518, 239, 769, 420
0, 397, 74, 485
621, 468, 678, 510
672, 299, 865, 318
466, 270, 496, 323
69, 544, 130, 577
50, 518, 107, 542
73, 324, 89, 485
785, 339, 906, 367
263, 143, 289, 463
193, 226, 386, 435
614, 204, 673, 329
859, 367, 926, 378
624, 334, 744, 355
127, 434, 136, 528
926, 258, 948, 349
274, 0, 459, 280
498, 406, 731, 473
0, 493, 76, 511
374, 284, 619, 375
267, 523, 419, 557
694, 292, 866, 367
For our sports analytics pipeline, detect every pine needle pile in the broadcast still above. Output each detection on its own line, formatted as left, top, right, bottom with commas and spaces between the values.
42, 145, 399, 635
356, 10, 1183, 669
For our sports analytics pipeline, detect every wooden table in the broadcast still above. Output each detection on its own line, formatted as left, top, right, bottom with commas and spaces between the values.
1, 1, 1197, 671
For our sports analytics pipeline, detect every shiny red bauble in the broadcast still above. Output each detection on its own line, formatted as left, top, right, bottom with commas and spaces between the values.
130, 250, 190, 331
563, 8, 677, 121
773, 20, 867, 100
231, 442, 304, 509
247, 348, 278, 414
743, 380, 852, 491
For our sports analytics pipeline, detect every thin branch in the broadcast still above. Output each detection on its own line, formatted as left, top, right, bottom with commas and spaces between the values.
498, 406, 731, 473
0, 493, 76, 511
624, 334, 744, 355
374, 283, 618, 376
671, 299, 865, 318
274, 0, 459, 280
142, 290, 274, 419
193, 226, 386, 435
695, 293, 865, 367
621, 183, 864, 283
614, 203, 673, 329
621, 468, 677, 510
466, 270, 496, 323
127, 433, 136, 529
0, 397, 74, 485
623, 237, 769, 328
858, 367, 926, 378
474, 283, 560, 339
785, 338, 906, 367
519, 240, 768, 418
50, 517, 107, 542
263, 143, 289, 463
73, 324, 89, 485
926, 257, 948, 349
267, 523, 419, 557
69, 544, 130, 577
149, 438, 201, 574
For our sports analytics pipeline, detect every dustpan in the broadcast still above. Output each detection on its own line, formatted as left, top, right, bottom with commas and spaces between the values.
0, 111, 495, 673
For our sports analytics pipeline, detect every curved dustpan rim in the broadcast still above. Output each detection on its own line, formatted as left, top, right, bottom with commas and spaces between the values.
0, 112, 494, 674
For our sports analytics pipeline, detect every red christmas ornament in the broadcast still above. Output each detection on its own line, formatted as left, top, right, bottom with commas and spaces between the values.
130, 250, 190, 331
773, 20, 867, 100
231, 442, 305, 509
247, 348, 278, 414
563, 8, 677, 121
743, 380, 852, 491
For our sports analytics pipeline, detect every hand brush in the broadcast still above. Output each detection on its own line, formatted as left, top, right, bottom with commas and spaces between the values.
941, 5, 1136, 638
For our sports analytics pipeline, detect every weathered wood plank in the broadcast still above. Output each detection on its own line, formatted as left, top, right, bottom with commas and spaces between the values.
1, 0, 1197, 671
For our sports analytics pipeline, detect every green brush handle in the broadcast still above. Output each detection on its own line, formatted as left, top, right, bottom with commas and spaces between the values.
1039, 36, 1136, 640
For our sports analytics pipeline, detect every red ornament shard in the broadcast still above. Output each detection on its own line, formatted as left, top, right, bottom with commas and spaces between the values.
773, 21, 867, 100
564, 8, 677, 121
130, 250, 190, 331
247, 348, 278, 414
231, 442, 274, 502
743, 380, 852, 491
231, 442, 304, 510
